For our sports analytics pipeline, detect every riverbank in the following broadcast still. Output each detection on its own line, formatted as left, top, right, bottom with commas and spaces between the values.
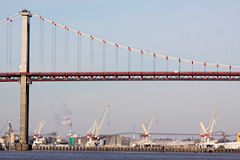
32, 145, 240, 153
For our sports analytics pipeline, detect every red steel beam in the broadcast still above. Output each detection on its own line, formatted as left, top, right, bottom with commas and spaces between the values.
0, 72, 240, 82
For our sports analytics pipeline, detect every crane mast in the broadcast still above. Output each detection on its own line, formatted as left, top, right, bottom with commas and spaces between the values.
96, 102, 110, 137
206, 108, 217, 134
141, 123, 147, 134
147, 108, 158, 133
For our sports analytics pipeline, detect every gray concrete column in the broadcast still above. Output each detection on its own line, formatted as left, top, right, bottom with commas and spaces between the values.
16, 9, 31, 151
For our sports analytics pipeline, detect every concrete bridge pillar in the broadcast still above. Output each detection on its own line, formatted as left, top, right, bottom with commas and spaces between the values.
16, 9, 31, 151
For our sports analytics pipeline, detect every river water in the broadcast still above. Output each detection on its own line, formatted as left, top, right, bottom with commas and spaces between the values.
0, 151, 240, 160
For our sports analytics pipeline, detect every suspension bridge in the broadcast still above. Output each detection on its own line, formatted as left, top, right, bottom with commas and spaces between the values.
0, 10, 240, 150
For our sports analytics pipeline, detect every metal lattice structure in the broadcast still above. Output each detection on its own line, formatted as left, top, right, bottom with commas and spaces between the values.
1, 72, 240, 82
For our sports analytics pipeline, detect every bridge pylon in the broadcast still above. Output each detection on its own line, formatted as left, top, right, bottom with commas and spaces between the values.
16, 9, 32, 151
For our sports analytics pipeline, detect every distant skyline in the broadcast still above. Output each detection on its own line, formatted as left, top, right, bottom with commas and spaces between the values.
0, 0, 240, 138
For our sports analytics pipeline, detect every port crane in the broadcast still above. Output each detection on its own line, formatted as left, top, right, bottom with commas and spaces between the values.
87, 102, 111, 147
139, 108, 158, 147
87, 120, 97, 138
8, 120, 13, 134
6, 120, 15, 148
33, 120, 45, 146
199, 108, 218, 148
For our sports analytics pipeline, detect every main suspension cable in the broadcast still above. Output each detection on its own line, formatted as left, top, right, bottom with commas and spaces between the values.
31, 12, 240, 70
0, 13, 19, 27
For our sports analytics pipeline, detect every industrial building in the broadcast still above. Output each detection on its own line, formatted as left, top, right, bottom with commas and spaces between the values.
70, 135, 135, 147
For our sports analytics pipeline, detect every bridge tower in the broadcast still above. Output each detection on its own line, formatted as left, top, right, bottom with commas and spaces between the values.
16, 9, 32, 151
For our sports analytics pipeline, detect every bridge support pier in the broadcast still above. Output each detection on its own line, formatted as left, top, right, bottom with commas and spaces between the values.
16, 10, 32, 151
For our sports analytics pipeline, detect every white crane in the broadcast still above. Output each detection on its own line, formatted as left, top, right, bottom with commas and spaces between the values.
33, 120, 46, 146
87, 119, 97, 138
199, 107, 218, 148
96, 102, 110, 137
34, 120, 45, 138
6, 120, 15, 147
139, 108, 158, 147
200, 108, 217, 138
87, 102, 111, 146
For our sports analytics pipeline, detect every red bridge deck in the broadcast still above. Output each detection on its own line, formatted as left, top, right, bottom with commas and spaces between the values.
0, 72, 240, 82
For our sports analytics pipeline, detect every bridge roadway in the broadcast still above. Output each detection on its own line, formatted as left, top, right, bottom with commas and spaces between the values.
0, 71, 240, 82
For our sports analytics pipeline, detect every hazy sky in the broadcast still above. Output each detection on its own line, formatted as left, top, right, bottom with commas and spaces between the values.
0, 0, 240, 138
